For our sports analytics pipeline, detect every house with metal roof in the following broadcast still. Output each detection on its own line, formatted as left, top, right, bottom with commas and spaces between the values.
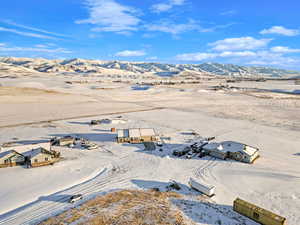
203, 141, 259, 163
117, 128, 158, 144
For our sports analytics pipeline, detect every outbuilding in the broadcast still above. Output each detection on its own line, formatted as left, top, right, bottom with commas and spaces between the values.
117, 128, 158, 144
233, 198, 286, 225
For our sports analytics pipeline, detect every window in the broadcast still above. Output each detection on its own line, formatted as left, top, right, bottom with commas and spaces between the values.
45, 157, 48, 161
34, 159, 38, 163
4, 159, 9, 164
253, 212, 260, 220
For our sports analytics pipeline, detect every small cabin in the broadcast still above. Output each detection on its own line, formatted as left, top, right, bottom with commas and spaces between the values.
233, 198, 286, 225
0, 150, 25, 168
117, 128, 158, 144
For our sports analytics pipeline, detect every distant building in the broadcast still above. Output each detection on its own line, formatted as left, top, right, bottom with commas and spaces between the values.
23, 147, 60, 168
0, 150, 25, 168
51, 136, 75, 147
117, 128, 158, 144
203, 141, 259, 163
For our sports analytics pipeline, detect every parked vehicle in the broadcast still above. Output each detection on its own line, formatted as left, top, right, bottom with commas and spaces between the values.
189, 178, 215, 197
69, 194, 83, 203
156, 141, 163, 147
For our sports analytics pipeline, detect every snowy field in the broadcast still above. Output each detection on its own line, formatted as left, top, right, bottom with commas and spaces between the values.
0, 77, 299, 225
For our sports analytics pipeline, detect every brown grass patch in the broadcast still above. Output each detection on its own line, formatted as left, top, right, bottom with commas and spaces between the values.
39, 190, 191, 225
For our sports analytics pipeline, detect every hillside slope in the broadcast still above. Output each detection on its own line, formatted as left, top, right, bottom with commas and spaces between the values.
0, 57, 299, 78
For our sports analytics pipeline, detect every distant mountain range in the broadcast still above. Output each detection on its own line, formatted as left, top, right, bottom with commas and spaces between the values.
0, 57, 299, 78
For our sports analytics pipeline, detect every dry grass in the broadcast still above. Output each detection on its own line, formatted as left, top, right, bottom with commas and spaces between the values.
0, 86, 63, 96
245, 91, 300, 100
39, 190, 191, 225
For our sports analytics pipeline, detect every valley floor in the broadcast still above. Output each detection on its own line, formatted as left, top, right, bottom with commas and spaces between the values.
0, 76, 299, 225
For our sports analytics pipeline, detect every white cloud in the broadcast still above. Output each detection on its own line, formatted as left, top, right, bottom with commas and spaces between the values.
209, 37, 272, 51
146, 56, 158, 60
35, 44, 49, 48
270, 46, 300, 53
145, 20, 208, 36
0, 27, 59, 40
2, 20, 71, 38
260, 26, 299, 36
247, 51, 299, 66
176, 51, 257, 61
220, 10, 237, 16
176, 52, 217, 61
151, 0, 185, 13
115, 50, 146, 57
219, 51, 256, 57
0, 43, 5, 47
76, 0, 140, 34
0, 45, 72, 54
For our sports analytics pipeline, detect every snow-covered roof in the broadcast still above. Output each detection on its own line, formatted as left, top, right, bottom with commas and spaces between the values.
0, 150, 16, 159
140, 128, 156, 136
117, 128, 156, 138
129, 129, 141, 138
203, 142, 219, 151
243, 145, 258, 156
117, 129, 129, 138
23, 147, 53, 158
203, 141, 258, 156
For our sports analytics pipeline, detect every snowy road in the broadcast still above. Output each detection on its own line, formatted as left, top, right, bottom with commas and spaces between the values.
0, 151, 163, 225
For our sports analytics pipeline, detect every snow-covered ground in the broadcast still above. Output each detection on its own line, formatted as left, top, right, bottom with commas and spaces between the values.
0, 77, 299, 225
0, 107, 299, 225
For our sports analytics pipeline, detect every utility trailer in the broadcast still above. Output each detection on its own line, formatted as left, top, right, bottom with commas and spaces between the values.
189, 178, 215, 197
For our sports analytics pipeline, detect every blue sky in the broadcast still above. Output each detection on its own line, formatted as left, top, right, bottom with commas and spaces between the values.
0, 0, 300, 69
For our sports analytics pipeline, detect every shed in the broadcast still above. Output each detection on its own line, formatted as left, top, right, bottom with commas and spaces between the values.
233, 198, 286, 225
117, 128, 158, 144
0, 150, 25, 168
